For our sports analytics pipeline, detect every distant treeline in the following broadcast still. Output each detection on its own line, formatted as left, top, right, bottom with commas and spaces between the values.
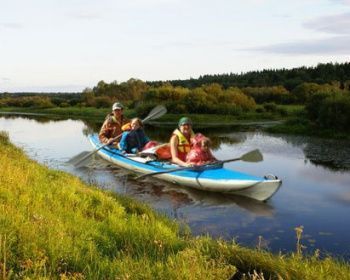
148, 62, 350, 91
1, 62, 350, 132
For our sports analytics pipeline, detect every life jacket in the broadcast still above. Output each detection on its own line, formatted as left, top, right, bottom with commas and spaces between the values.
172, 128, 194, 161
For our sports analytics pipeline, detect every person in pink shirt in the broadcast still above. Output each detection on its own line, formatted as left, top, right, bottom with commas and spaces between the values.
186, 133, 217, 166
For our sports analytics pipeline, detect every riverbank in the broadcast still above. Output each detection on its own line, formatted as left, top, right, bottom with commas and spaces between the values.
1, 130, 350, 279
0, 105, 300, 125
3, 105, 349, 139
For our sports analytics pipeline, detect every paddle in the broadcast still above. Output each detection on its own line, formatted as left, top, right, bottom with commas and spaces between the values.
68, 105, 167, 167
136, 149, 263, 179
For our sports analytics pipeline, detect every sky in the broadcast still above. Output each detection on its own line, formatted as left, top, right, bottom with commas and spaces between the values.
1, 0, 350, 92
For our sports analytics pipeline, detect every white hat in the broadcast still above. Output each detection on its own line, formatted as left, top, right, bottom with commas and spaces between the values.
112, 102, 124, 110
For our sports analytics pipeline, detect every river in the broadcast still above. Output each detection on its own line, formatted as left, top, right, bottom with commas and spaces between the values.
1, 114, 350, 260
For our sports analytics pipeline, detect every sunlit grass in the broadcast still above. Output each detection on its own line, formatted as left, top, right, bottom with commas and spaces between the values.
1, 131, 349, 279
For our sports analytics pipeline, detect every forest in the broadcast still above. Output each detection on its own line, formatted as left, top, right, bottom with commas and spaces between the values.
149, 62, 350, 91
1, 62, 350, 133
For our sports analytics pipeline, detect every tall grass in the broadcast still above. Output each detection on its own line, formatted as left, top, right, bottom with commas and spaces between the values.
1, 131, 349, 279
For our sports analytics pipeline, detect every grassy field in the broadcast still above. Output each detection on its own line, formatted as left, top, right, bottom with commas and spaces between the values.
1, 130, 350, 279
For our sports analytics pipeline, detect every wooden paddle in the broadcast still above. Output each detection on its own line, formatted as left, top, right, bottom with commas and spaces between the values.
136, 149, 263, 179
68, 105, 167, 167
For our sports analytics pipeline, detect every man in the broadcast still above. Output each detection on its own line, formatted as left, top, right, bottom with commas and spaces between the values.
99, 102, 129, 146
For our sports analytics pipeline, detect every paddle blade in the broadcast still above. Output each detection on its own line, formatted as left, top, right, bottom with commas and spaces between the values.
240, 149, 263, 162
67, 150, 95, 167
142, 105, 167, 123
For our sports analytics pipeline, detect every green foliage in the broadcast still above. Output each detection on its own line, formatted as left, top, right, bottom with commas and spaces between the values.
93, 79, 149, 102
149, 62, 350, 91
94, 96, 113, 108
304, 86, 350, 131
138, 84, 255, 114
266, 117, 312, 135
242, 86, 292, 104
292, 82, 342, 104
263, 103, 278, 113
318, 94, 350, 131
0, 131, 9, 145
305, 92, 332, 120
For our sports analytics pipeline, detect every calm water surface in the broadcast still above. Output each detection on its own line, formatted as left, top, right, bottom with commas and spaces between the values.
1, 115, 350, 260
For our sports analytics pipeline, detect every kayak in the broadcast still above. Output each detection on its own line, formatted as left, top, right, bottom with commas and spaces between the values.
88, 134, 282, 201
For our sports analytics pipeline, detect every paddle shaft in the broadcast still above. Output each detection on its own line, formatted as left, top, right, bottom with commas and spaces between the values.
136, 149, 263, 179
71, 105, 166, 166
137, 159, 238, 179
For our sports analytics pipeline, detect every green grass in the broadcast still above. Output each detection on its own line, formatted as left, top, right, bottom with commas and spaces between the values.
1, 131, 350, 279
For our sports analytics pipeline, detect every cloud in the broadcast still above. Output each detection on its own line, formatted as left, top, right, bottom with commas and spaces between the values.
329, 0, 350, 5
0, 22, 22, 29
250, 36, 350, 55
70, 13, 102, 20
303, 12, 350, 35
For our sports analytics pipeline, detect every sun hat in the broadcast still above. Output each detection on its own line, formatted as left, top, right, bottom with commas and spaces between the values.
178, 117, 192, 127
112, 102, 124, 111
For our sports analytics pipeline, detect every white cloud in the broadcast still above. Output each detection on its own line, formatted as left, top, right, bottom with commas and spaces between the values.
70, 13, 102, 20
250, 36, 350, 55
303, 12, 350, 35
329, 0, 350, 5
0, 22, 22, 29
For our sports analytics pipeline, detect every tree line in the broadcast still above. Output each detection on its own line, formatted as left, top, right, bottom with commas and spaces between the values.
148, 62, 350, 91
1, 62, 349, 132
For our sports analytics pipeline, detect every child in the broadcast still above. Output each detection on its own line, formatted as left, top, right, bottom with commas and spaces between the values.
119, 118, 150, 154
186, 133, 217, 165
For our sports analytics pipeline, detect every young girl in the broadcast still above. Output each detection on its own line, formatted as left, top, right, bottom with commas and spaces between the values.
186, 133, 217, 165
118, 118, 150, 154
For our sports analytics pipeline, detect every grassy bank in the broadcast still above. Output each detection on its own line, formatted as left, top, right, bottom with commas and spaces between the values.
266, 117, 350, 139
1, 131, 350, 279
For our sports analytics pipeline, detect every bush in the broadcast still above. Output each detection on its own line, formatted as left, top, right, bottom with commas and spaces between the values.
277, 107, 288, 116
305, 92, 331, 120
318, 95, 350, 131
263, 103, 277, 112
0, 130, 10, 145
134, 102, 160, 118
94, 96, 113, 108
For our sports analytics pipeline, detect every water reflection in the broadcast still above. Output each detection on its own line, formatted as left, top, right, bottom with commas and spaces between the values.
1, 114, 350, 260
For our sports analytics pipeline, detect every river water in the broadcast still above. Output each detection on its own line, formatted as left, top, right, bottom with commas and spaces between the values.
1, 114, 350, 260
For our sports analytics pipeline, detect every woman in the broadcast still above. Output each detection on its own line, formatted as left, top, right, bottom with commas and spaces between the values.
119, 118, 150, 154
169, 117, 195, 166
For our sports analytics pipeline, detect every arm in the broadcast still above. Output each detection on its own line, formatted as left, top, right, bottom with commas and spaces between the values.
98, 119, 111, 144
170, 134, 190, 166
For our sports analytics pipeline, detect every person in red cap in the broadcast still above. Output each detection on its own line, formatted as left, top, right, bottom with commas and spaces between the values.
99, 102, 129, 146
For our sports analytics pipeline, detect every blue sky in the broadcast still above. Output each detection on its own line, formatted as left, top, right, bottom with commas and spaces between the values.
1, 0, 349, 92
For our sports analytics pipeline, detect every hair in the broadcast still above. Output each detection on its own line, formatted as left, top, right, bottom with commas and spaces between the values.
201, 138, 210, 146
131, 117, 143, 128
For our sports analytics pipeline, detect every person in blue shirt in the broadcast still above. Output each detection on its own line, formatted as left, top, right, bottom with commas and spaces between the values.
118, 118, 150, 154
